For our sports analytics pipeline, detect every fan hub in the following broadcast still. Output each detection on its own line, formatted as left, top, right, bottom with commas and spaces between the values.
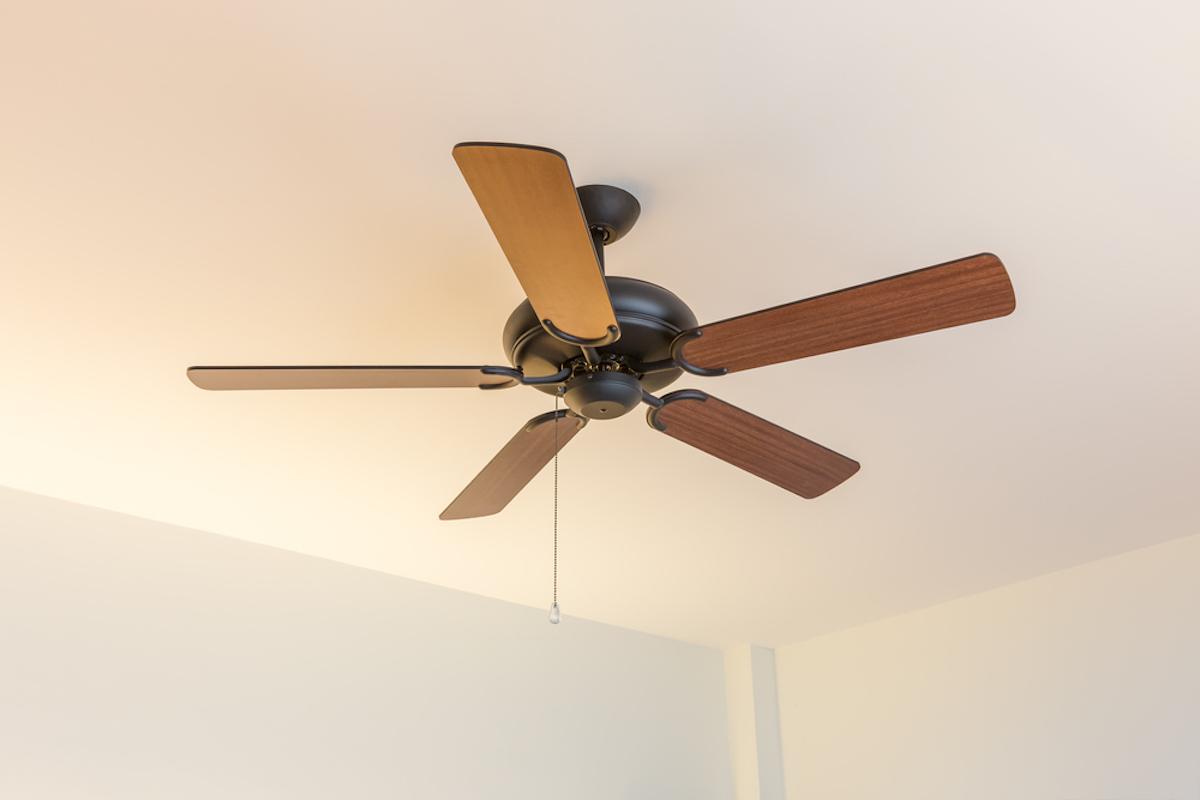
503, 276, 698, 400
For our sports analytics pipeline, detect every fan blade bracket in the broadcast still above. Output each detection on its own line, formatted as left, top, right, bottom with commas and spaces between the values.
669, 330, 729, 377
478, 378, 519, 390
646, 389, 708, 431
478, 364, 573, 386
540, 318, 621, 348
475, 365, 522, 390
640, 390, 665, 410
523, 409, 586, 433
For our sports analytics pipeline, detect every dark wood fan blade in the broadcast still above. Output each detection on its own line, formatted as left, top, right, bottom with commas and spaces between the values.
440, 410, 587, 520
187, 366, 516, 391
680, 253, 1015, 373
648, 390, 859, 498
453, 142, 619, 344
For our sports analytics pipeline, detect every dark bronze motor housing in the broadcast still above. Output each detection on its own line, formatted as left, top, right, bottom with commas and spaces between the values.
502, 276, 698, 402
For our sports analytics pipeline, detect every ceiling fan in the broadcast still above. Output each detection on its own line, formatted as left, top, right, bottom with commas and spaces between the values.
189, 142, 1016, 520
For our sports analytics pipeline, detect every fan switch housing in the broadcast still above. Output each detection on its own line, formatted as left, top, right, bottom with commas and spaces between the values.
563, 371, 643, 419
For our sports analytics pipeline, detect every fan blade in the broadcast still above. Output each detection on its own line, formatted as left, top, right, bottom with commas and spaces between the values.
440, 410, 587, 520
187, 366, 517, 391
680, 253, 1015, 373
453, 142, 619, 344
648, 390, 859, 498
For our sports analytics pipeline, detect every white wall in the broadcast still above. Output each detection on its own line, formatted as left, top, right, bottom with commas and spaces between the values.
0, 486, 732, 800
724, 645, 785, 800
774, 532, 1200, 800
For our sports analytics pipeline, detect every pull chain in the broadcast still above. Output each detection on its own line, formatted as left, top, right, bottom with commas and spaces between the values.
549, 393, 561, 625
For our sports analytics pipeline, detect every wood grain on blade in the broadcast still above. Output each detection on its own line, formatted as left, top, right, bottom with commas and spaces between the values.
440, 411, 587, 520
453, 143, 617, 342
682, 253, 1015, 373
652, 391, 859, 499
187, 366, 514, 391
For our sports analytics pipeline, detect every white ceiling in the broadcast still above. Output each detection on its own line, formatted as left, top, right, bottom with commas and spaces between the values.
2, 0, 1198, 648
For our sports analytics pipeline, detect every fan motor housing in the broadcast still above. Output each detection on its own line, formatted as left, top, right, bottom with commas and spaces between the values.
502, 276, 698, 398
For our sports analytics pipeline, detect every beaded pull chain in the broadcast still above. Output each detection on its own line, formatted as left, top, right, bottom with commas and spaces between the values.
549, 392, 561, 625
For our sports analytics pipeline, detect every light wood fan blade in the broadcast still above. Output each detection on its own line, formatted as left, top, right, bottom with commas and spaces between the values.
453, 142, 619, 345
648, 390, 859, 498
440, 410, 587, 520
187, 366, 517, 391
679, 253, 1015, 374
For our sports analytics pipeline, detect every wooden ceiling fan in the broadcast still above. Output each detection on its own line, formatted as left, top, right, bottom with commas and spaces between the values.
189, 142, 1016, 519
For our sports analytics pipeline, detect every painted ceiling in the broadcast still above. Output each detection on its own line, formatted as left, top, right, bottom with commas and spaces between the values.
2, 0, 1197, 647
